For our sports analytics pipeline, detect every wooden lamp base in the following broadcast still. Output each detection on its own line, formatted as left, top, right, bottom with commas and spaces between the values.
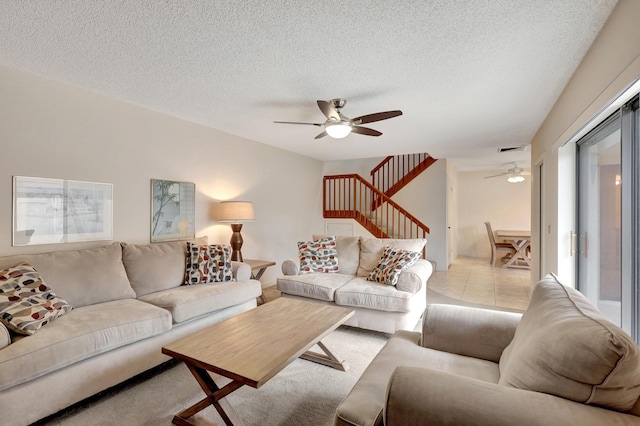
230, 223, 244, 262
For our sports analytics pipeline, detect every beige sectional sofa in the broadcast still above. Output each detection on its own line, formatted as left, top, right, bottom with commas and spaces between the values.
277, 236, 432, 334
0, 237, 262, 426
335, 273, 640, 425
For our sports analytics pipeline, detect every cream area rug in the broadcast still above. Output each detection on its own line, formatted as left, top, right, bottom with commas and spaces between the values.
35, 326, 389, 426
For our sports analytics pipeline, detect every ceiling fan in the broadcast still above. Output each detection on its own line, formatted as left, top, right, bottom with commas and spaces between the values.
484, 163, 528, 183
274, 99, 403, 139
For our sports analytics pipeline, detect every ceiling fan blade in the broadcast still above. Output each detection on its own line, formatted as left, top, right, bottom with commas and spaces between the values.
352, 126, 382, 137
274, 121, 323, 127
484, 172, 509, 178
352, 110, 403, 125
314, 131, 328, 139
317, 100, 340, 121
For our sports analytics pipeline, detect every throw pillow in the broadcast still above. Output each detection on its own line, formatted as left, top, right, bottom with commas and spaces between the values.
0, 263, 72, 335
298, 236, 339, 274
366, 246, 421, 285
499, 273, 640, 412
184, 243, 233, 284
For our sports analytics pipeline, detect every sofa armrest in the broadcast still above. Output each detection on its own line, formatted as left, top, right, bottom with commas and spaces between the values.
386, 367, 639, 426
0, 322, 10, 350
231, 261, 252, 281
421, 304, 522, 363
396, 259, 432, 293
281, 257, 299, 276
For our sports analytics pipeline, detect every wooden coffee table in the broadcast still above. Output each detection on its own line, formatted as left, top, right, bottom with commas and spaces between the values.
162, 297, 354, 426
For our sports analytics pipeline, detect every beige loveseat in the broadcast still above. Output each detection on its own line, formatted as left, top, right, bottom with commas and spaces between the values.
277, 235, 432, 334
336, 273, 640, 425
0, 237, 262, 426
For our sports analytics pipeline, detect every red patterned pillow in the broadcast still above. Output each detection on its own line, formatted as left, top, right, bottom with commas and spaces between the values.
367, 246, 421, 285
0, 263, 72, 335
184, 243, 233, 284
298, 236, 339, 274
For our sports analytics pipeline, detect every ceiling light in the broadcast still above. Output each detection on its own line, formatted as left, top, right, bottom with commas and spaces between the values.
325, 121, 352, 139
507, 174, 525, 183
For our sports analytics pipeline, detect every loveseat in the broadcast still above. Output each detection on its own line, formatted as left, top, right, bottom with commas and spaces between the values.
277, 235, 432, 334
0, 237, 262, 426
335, 273, 640, 425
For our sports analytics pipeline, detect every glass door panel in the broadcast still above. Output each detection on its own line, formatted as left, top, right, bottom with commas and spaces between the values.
577, 114, 621, 326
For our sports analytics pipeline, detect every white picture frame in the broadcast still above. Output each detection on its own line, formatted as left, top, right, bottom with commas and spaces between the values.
13, 176, 113, 246
150, 179, 195, 243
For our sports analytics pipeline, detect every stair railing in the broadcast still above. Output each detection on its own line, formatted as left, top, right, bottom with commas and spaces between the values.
371, 153, 437, 197
323, 174, 430, 243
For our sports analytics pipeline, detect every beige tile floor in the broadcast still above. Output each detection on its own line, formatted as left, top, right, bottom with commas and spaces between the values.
428, 256, 532, 311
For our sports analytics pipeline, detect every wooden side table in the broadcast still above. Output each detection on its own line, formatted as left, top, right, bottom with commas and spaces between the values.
243, 259, 276, 304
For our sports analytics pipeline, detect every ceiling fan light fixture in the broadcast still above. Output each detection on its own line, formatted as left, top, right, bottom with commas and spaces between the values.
507, 174, 525, 183
325, 121, 352, 139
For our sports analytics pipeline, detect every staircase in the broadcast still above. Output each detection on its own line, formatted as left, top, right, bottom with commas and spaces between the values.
323, 153, 435, 243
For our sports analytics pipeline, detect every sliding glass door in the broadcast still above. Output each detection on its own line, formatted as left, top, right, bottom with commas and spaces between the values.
576, 95, 639, 338
577, 114, 621, 324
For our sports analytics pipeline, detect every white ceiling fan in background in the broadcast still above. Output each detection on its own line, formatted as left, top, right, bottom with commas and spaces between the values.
484, 162, 529, 183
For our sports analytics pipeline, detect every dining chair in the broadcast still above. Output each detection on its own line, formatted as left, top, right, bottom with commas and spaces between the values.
484, 221, 517, 267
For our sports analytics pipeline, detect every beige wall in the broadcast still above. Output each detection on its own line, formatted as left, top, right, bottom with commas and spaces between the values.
530, 0, 640, 284
457, 170, 531, 259
0, 65, 326, 284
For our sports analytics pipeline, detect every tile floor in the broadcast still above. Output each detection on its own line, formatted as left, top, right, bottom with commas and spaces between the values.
428, 256, 532, 311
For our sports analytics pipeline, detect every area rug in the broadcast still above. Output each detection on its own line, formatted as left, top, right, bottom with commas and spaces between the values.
36, 326, 389, 426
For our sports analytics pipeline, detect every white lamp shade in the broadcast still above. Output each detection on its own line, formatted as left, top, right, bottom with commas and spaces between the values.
507, 174, 525, 183
217, 201, 255, 222
325, 122, 352, 138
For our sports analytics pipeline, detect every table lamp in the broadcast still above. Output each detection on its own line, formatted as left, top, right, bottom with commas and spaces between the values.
217, 201, 254, 262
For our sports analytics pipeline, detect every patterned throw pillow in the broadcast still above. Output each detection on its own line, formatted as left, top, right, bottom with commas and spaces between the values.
0, 263, 72, 335
184, 243, 233, 284
367, 246, 421, 285
298, 236, 339, 274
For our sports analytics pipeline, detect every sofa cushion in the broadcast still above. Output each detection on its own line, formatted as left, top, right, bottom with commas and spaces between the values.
313, 235, 361, 275
357, 238, 426, 278
0, 243, 135, 308
0, 298, 171, 392
184, 242, 233, 284
277, 273, 354, 302
335, 277, 416, 313
499, 273, 640, 412
298, 236, 339, 274
0, 263, 72, 335
367, 246, 421, 286
138, 279, 261, 323
122, 237, 208, 297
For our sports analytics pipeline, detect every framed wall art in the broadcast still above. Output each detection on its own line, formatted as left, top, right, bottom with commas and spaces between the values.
13, 176, 113, 246
151, 179, 195, 243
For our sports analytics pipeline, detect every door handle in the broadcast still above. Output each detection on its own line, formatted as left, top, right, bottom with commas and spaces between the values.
570, 230, 576, 256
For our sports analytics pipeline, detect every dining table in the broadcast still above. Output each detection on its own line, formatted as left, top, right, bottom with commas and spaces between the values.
495, 230, 531, 269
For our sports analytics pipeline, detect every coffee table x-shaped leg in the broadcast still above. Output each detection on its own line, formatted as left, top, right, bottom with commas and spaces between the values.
173, 340, 347, 426
172, 363, 244, 426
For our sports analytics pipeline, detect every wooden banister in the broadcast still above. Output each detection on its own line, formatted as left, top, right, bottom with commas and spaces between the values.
371, 153, 437, 198
323, 174, 430, 243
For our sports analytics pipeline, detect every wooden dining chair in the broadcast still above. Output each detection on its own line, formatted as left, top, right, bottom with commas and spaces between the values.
484, 222, 517, 267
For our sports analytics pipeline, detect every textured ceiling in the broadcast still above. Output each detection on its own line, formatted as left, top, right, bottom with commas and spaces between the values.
0, 1, 618, 171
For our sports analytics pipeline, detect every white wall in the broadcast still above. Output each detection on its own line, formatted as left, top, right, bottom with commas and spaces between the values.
0, 65, 326, 285
530, 0, 640, 285
457, 170, 531, 259
393, 160, 448, 270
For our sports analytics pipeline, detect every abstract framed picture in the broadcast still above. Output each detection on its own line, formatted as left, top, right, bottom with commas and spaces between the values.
151, 179, 195, 243
12, 176, 113, 246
